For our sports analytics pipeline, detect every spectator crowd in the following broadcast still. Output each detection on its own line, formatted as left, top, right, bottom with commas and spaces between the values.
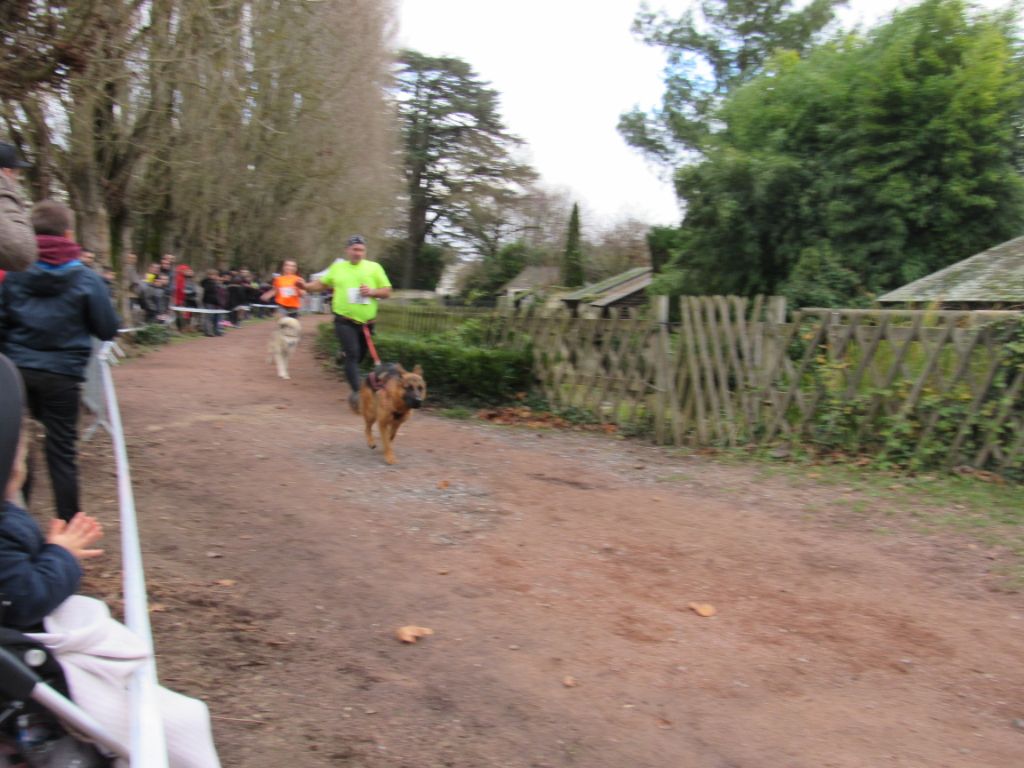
129, 254, 285, 333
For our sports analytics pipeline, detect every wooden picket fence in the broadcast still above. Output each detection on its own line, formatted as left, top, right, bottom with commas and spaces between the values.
655, 300, 1024, 475
369, 299, 1024, 476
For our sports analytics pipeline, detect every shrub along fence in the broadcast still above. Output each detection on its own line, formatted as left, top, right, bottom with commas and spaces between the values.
371, 299, 1024, 477
315, 320, 533, 405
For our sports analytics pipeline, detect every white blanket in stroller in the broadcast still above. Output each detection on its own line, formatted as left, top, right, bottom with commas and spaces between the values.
28, 595, 220, 768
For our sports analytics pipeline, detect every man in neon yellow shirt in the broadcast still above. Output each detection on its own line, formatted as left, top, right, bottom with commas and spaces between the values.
305, 235, 392, 406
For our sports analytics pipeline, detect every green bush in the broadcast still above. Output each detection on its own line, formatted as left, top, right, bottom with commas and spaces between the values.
316, 323, 533, 405
132, 323, 172, 346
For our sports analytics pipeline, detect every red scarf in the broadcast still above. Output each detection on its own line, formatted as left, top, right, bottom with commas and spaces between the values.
35, 235, 82, 267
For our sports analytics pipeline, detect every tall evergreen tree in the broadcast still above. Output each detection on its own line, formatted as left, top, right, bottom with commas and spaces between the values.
561, 203, 584, 287
394, 50, 536, 289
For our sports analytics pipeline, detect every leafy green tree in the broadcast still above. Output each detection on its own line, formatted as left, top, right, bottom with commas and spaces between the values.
662, 0, 1024, 304
561, 203, 584, 287
781, 242, 862, 309
646, 225, 684, 274
394, 50, 536, 289
824, 0, 1024, 287
619, 0, 846, 164
379, 241, 449, 291
460, 241, 536, 298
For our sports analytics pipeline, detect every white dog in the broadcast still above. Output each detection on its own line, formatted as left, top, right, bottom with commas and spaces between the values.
268, 316, 301, 379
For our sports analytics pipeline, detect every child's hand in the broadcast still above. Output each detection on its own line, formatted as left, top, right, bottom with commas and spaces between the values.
47, 513, 104, 560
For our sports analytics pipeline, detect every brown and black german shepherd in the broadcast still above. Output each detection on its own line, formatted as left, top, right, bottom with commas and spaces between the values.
353, 363, 427, 465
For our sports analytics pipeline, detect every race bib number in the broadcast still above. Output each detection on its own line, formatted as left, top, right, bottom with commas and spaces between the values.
280, 286, 296, 298
347, 287, 370, 304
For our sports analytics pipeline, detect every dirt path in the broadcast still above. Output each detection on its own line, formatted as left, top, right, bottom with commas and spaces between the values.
72, 316, 1023, 767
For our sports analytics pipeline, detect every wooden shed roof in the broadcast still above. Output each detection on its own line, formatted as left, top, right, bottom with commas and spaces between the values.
561, 267, 653, 305
877, 235, 1024, 303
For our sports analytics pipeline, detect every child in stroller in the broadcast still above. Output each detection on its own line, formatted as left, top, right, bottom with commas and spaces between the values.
0, 355, 220, 767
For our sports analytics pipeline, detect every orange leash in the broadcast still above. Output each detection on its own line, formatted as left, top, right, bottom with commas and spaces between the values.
362, 323, 381, 366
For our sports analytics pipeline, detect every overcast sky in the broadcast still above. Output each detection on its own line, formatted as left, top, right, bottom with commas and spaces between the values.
396, 0, 1007, 229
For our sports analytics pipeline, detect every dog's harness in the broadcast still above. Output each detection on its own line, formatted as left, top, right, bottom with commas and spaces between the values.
367, 363, 399, 393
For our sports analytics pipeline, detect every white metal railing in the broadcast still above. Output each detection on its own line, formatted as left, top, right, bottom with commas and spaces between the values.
96, 340, 169, 768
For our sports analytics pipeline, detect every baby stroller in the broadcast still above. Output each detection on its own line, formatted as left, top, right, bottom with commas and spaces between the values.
0, 615, 124, 767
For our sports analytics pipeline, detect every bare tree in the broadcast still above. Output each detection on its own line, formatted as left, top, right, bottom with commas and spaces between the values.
2, 0, 400, 276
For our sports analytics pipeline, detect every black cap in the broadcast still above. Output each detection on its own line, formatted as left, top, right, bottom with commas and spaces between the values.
346, 235, 366, 247
0, 142, 31, 170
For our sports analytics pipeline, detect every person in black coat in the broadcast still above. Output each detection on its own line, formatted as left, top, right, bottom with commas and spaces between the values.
0, 201, 119, 521
199, 269, 224, 337
226, 275, 247, 327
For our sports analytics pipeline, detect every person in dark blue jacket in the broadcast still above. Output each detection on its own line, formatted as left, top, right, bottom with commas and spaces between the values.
0, 200, 119, 521
0, 354, 104, 630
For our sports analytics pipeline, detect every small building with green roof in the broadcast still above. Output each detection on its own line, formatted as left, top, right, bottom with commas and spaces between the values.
560, 266, 654, 317
877, 235, 1024, 309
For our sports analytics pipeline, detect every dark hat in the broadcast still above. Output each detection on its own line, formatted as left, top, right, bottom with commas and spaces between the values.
0, 142, 31, 169
346, 234, 366, 247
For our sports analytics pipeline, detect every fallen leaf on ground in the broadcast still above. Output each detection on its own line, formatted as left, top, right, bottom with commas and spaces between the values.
149, 603, 167, 613
215, 579, 237, 587
437, 480, 449, 490
562, 675, 578, 688
396, 625, 434, 643
688, 602, 717, 617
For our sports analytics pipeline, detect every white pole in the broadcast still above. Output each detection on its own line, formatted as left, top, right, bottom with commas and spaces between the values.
97, 341, 169, 768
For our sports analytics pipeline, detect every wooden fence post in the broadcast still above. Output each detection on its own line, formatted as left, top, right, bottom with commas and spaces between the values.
653, 296, 671, 444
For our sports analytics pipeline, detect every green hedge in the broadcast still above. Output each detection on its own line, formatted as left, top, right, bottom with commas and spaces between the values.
316, 322, 533, 405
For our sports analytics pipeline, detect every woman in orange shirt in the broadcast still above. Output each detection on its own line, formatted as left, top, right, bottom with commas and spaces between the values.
261, 259, 306, 318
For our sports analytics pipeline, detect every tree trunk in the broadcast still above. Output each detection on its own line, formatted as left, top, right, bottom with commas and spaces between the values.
404, 196, 430, 290
67, 83, 109, 255
18, 96, 55, 200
